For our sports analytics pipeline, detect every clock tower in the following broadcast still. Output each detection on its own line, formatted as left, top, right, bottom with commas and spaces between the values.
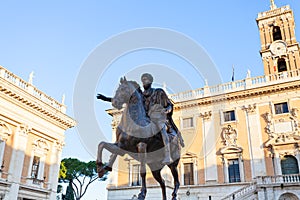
256, 0, 300, 75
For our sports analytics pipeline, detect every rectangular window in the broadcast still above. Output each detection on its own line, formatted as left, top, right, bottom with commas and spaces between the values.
131, 164, 140, 186
184, 163, 194, 185
224, 110, 236, 122
183, 117, 193, 128
274, 102, 289, 114
228, 159, 240, 183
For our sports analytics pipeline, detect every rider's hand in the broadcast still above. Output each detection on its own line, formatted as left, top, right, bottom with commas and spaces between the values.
97, 94, 106, 100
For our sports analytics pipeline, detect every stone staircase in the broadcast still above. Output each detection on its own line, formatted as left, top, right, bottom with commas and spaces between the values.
222, 174, 300, 200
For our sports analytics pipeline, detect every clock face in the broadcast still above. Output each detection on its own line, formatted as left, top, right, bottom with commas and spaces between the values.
270, 41, 287, 56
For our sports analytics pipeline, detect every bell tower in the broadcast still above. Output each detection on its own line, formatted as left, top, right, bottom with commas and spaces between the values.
256, 0, 300, 75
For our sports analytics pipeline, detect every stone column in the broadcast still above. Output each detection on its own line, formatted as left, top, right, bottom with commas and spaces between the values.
5, 125, 29, 200
257, 188, 265, 200
259, 25, 266, 50
48, 141, 63, 200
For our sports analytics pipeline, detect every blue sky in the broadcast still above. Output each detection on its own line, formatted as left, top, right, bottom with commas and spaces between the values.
0, 1, 299, 199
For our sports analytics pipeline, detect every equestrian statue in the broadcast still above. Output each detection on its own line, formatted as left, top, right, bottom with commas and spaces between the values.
96, 73, 184, 200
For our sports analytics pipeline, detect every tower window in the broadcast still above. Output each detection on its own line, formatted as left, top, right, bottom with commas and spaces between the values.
277, 58, 287, 72
273, 26, 282, 41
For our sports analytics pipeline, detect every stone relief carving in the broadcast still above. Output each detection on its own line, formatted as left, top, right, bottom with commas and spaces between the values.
290, 108, 299, 132
264, 108, 300, 147
263, 112, 274, 137
33, 138, 50, 152
221, 125, 238, 147
219, 125, 243, 157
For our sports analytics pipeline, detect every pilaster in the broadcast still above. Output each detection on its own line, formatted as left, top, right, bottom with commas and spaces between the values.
243, 104, 267, 178
200, 112, 218, 183
48, 141, 64, 200
5, 124, 30, 200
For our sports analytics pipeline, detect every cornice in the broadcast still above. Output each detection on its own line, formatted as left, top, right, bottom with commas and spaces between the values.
256, 5, 292, 21
173, 80, 300, 110
0, 79, 76, 130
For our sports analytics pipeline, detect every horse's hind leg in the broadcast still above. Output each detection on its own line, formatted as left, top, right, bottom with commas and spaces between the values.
151, 169, 166, 200
168, 159, 180, 200
137, 142, 147, 200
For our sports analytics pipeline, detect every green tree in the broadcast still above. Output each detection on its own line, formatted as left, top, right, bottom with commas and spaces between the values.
59, 158, 107, 200
65, 182, 75, 200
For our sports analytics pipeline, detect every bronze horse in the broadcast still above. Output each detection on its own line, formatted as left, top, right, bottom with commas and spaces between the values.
96, 78, 181, 200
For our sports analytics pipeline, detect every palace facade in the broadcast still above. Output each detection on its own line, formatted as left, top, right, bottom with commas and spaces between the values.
106, 2, 300, 200
0, 66, 75, 200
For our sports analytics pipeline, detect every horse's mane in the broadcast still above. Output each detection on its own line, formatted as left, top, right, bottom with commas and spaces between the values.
127, 80, 140, 89
127, 80, 142, 93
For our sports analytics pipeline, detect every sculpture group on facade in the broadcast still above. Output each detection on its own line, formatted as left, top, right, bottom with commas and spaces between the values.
96, 73, 184, 200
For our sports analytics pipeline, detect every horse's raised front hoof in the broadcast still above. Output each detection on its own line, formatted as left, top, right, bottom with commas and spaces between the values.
96, 162, 106, 178
98, 169, 107, 178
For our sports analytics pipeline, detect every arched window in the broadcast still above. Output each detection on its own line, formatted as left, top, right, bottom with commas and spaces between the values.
279, 193, 299, 200
277, 58, 287, 72
281, 155, 299, 175
273, 26, 282, 41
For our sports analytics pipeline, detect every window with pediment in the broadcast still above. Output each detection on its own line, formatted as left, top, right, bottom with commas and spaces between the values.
183, 163, 194, 185
27, 138, 49, 186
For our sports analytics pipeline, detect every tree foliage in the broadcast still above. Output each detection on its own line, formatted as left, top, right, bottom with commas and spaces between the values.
59, 158, 108, 200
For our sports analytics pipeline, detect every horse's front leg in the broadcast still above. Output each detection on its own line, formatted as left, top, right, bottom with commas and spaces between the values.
96, 141, 124, 178
137, 142, 147, 200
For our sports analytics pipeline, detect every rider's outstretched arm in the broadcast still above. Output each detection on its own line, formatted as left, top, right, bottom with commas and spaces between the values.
96, 94, 112, 102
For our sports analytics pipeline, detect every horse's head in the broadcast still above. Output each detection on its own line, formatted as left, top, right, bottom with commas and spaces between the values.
112, 77, 141, 110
